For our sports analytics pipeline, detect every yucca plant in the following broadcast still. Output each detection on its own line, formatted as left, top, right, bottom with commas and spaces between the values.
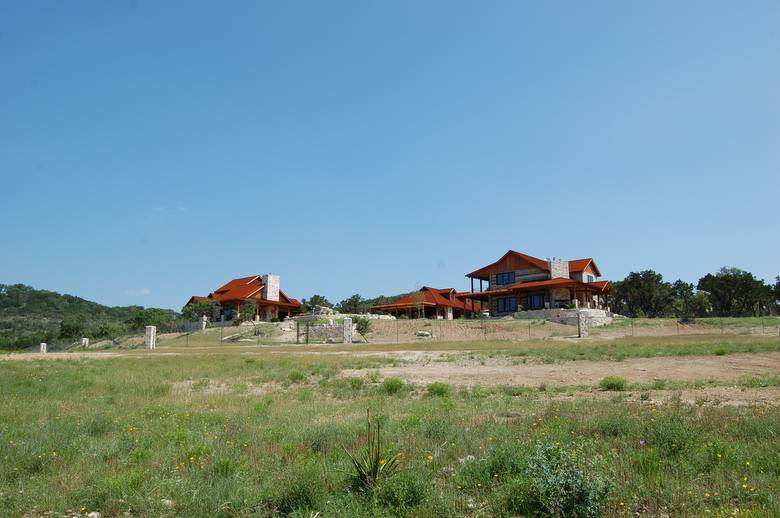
343, 410, 401, 492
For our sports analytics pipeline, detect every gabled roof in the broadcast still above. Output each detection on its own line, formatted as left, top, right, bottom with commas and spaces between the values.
207, 275, 301, 308
466, 250, 549, 280
371, 286, 476, 312
211, 275, 263, 302
587, 280, 611, 292
568, 258, 602, 277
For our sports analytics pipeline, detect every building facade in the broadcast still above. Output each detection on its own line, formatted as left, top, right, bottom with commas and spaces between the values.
370, 287, 480, 319
461, 250, 611, 316
186, 274, 301, 322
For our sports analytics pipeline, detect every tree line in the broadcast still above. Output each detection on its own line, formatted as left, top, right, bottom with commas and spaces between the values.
0, 284, 180, 350
610, 267, 779, 320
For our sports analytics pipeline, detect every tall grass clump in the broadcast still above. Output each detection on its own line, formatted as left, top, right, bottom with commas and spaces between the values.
598, 376, 627, 391
427, 382, 451, 397
382, 377, 404, 395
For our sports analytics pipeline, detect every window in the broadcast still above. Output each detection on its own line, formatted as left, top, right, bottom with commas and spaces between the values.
587, 275, 594, 283
528, 294, 545, 310
495, 272, 516, 285
497, 297, 517, 313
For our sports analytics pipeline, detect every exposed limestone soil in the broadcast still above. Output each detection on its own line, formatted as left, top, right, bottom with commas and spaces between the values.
339, 352, 780, 387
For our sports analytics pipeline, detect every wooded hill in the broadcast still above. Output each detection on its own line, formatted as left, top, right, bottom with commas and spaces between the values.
0, 284, 178, 350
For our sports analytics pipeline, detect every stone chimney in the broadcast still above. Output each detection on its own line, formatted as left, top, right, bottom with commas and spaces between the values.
548, 257, 570, 279
261, 274, 280, 302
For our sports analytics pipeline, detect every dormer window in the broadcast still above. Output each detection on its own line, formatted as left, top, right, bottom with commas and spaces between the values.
496, 272, 516, 285
587, 275, 595, 283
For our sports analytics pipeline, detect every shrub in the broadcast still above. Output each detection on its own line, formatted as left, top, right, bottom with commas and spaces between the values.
427, 382, 451, 397
646, 412, 695, 457
594, 412, 637, 437
376, 469, 429, 508
354, 317, 371, 338
382, 377, 404, 395
524, 443, 610, 517
349, 377, 365, 391
263, 463, 324, 514
598, 376, 626, 391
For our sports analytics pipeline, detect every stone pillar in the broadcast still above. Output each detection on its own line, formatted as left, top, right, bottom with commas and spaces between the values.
144, 326, 157, 350
343, 317, 353, 344
261, 274, 280, 302
577, 311, 589, 338
40, 343, 47, 353
201, 315, 208, 330
574, 299, 579, 309
446, 307, 453, 320
81, 338, 89, 348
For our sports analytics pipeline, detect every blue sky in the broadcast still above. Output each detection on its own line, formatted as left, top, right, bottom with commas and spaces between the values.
1, 1, 778, 310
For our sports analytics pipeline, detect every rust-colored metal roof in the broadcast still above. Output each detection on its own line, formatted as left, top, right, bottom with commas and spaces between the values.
466, 250, 604, 280
371, 287, 478, 312
207, 275, 302, 308
466, 250, 549, 279
568, 258, 602, 276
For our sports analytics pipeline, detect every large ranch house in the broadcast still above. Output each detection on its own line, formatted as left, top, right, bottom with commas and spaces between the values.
186, 274, 302, 322
461, 250, 612, 316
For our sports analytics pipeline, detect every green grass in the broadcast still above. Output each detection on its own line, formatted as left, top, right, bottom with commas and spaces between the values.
1, 341, 780, 516
599, 376, 627, 391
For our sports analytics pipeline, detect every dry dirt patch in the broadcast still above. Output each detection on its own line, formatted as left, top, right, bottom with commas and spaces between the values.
340, 352, 780, 387
552, 386, 780, 407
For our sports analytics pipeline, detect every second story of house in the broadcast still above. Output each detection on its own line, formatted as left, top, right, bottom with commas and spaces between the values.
465, 250, 603, 291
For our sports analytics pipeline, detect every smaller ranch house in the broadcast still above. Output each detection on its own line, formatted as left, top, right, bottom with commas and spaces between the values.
370, 287, 481, 319
186, 274, 302, 322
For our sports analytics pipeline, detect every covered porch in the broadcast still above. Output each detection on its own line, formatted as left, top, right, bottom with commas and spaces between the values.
460, 279, 611, 315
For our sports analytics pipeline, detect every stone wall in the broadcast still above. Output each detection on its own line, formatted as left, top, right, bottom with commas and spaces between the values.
512, 308, 612, 327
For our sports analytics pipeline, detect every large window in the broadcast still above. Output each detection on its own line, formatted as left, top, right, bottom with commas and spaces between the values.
587, 275, 595, 283
495, 272, 516, 285
497, 297, 518, 313
528, 294, 545, 310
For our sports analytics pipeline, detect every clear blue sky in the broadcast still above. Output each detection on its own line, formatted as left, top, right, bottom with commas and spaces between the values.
1, 1, 778, 310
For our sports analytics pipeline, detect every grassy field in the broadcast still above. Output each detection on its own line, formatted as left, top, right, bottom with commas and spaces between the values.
2, 334, 780, 516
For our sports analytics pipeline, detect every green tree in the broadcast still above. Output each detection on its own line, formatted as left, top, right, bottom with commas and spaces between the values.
128, 308, 177, 330
59, 315, 87, 338
697, 267, 773, 317
182, 299, 221, 321
773, 276, 780, 314
337, 294, 366, 314
238, 300, 257, 322
670, 280, 695, 322
611, 270, 673, 318
302, 294, 332, 312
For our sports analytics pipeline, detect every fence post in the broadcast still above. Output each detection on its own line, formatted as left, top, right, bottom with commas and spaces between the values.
676, 322, 679, 335
296, 321, 300, 344
631, 319, 634, 336
306, 322, 310, 345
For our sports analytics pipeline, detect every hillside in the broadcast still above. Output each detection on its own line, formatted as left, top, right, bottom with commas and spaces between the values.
0, 284, 178, 350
